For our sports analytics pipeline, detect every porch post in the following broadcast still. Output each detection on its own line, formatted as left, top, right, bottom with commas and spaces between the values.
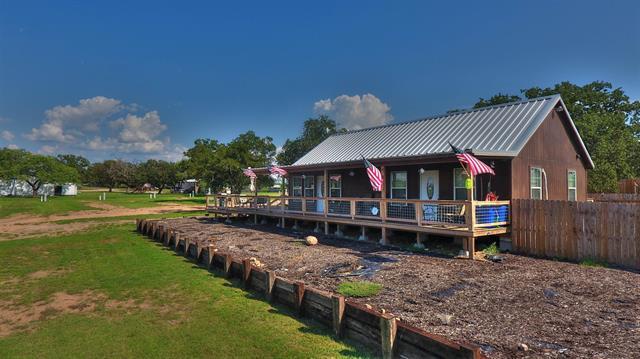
415, 233, 425, 249
467, 236, 475, 259
380, 165, 387, 222
380, 227, 388, 245
358, 226, 367, 241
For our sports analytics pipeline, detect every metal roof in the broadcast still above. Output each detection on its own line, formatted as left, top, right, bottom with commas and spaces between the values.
293, 95, 594, 168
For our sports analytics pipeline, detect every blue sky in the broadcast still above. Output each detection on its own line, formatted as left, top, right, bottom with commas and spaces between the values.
0, 0, 638, 161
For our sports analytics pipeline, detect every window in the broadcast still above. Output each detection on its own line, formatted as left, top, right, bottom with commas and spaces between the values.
292, 176, 303, 197
453, 168, 468, 200
390, 171, 407, 199
530, 167, 542, 200
304, 176, 314, 197
329, 175, 341, 197
567, 170, 577, 201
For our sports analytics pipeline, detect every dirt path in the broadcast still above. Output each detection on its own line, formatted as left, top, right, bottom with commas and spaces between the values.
0, 203, 203, 241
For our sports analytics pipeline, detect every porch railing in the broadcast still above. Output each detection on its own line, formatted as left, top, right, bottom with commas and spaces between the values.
206, 195, 510, 230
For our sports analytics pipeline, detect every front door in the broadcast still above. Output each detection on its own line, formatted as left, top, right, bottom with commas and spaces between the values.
420, 170, 439, 200
316, 175, 324, 212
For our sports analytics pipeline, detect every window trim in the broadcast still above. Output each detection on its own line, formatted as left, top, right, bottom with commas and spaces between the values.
390, 171, 408, 199
567, 169, 577, 201
304, 176, 315, 198
292, 176, 303, 197
453, 167, 467, 200
530, 167, 543, 200
329, 175, 342, 198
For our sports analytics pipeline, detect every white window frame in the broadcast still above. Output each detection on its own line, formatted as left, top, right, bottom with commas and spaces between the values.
530, 167, 543, 200
292, 176, 303, 197
390, 171, 407, 199
304, 176, 314, 197
329, 175, 342, 197
567, 170, 577, 201
453, 168, 467, 200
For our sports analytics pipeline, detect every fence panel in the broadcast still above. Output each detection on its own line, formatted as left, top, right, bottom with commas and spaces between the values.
512, 199, 640, 269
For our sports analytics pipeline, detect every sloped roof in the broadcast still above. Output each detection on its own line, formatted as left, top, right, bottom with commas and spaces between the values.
293, 95, 594, 168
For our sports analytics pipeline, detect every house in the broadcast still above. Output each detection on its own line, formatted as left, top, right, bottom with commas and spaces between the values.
207, 95, 593, 257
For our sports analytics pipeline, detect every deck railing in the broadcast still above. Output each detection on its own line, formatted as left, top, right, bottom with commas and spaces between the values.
206, 195, 510, 230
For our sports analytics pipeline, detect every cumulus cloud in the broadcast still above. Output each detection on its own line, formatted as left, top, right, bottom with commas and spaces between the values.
1, 130, 14, 141
39, 145, 57, 154
6, 144, 19, 150
25, 96, 121, 142
313, 93, 393, 130
110, 111, 166, 143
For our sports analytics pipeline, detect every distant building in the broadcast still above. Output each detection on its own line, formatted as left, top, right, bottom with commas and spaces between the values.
0, 180, 77, 196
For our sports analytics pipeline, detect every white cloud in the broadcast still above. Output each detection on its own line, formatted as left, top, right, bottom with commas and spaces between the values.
1, 130, 14, 141
110, 111, 166, 143
6, 144, 19, 150
39, 145, 57, 154
25, 96, 121, 142
313, 93, 393, 130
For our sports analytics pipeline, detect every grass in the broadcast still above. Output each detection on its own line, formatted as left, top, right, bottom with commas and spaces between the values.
0, 191, 205, 218
337, 281, 383, 298
0, 224, 371, 358
579, 258, 608, 268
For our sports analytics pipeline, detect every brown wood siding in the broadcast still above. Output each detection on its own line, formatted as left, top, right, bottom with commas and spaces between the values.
510, 109, 588, 201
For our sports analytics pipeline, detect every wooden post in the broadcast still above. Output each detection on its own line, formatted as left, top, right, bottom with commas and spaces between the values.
380, 165, 387, 222
183, 239, 190, 257
324, 221, 329, 235
254, 214, 258, 224
467, 237, 475, 259
331, 295, 345, 337
265, 270, 276, 302
380, 227, 388, 245
380, 313, 397, 359
293, 281, 305, 315
324, 169, 329, 218
207, 245, 215, 269
224, 254, 232, 277
242, 258, 252, 288
163, 229, 172, 246
173, 233, 181, 251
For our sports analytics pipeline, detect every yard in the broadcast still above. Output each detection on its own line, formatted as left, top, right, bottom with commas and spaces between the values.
0, 195, 371, 358
161, 217, 640, 358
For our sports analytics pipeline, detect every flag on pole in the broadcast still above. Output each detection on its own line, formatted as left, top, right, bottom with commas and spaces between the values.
448, 143, 495, 176
268, 165, 287, 176
362, 156, 383, 191
243, 168, 257, 178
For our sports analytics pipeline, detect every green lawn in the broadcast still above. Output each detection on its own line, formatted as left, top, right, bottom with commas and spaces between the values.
0, 224, 370, 358
0, 192, 206, 218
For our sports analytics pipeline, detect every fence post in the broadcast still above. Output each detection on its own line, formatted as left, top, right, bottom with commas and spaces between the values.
224, 254, 232, 278
380, 313, 397, 359
331, 295, 345, 337
293, 281, 305, 315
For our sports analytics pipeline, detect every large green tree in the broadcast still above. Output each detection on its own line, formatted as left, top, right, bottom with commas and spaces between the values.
140, 159, 179, 194
276, 115, 343, 165
0, 149, 79, 196
183, 131, 276, 193
474, 81, 640, 192
57, 154, 91, 183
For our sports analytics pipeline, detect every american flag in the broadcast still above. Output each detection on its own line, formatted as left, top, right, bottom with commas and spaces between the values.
449, 143, 495, 176
362, 156, 383, 191
243, 168, 256, 178
268, 165, 287, 176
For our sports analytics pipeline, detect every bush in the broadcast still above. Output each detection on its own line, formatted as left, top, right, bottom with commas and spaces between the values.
482, 242, 500, 255
337, 281, 383, 298
580, 258, 607, 268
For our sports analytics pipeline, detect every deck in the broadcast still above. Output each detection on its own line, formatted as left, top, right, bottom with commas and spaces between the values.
206, 195, 510, 239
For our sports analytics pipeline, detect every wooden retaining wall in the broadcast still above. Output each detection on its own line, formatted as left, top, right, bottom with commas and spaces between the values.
135, 218, 483, 359
511, 199, 640, 269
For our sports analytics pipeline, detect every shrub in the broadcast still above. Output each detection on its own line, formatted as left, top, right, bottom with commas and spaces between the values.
580, 258, 607, 268
482, 242, 500, 255
337, 281, 383, 298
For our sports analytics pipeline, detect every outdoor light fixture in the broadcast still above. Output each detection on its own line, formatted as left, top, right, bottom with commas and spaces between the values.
419, 168, 425, 174
349, 171, 355, 177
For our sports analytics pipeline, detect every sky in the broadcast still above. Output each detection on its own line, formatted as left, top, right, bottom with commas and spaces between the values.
0, 0, 638, 162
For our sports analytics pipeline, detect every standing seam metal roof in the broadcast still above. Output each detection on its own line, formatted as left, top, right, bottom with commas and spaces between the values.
292, 95, 594, 168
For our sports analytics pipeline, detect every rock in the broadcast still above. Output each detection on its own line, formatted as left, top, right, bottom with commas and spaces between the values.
437, 313, 453, 325
518, 343, 529, 352
543, 288, 558, 299
365, 304, 373, 309
305, 236, 318, 246
249, 257, 264, 268
487, 254, 504, 263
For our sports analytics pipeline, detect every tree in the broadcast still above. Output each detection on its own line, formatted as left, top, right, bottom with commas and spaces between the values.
276, 115, 343, 165
182, 131, 276, 194
57, 154, 91, 183
0, 149, 79, 196
473, 93, 522, 109
474, 81, 640, 192
140, 159, 179, 194
87, 159, 138, 192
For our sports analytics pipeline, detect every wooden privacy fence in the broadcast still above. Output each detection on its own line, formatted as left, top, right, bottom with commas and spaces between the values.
589, 193, 640, 202
618, 178, 640, 194
135, 218, 482, 359
511, 199, 640, 269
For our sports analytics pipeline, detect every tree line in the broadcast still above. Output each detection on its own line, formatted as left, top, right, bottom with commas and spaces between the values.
1, 81, 637, 196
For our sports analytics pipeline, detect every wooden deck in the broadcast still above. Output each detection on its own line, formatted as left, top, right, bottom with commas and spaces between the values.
206, 195, 510, 239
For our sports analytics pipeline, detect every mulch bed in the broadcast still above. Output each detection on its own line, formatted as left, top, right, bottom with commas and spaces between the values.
160, 217, 640, 358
